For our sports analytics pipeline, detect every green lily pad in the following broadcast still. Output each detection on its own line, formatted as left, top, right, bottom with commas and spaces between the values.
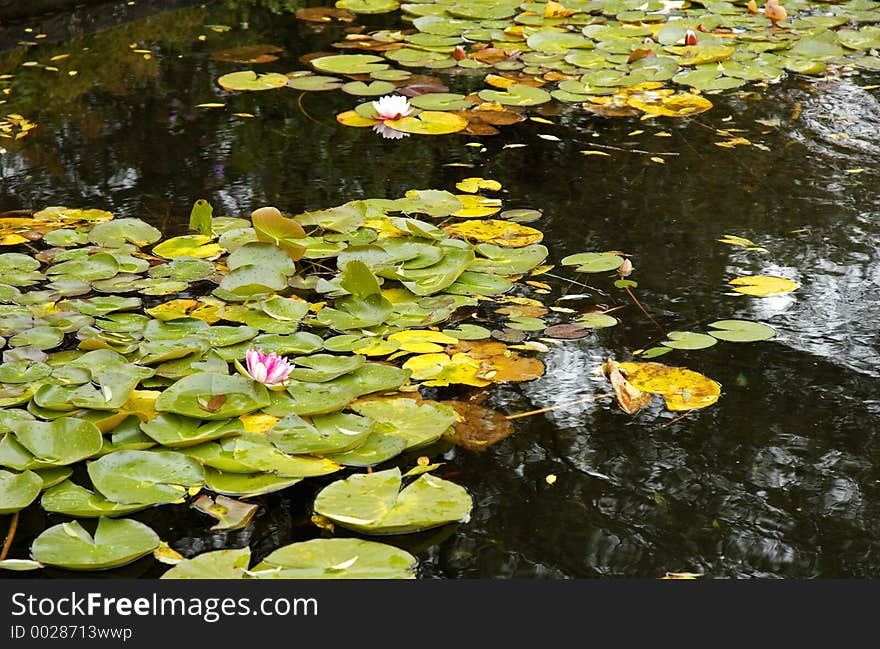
279, 363, 410, 416
155, 373, 270, 420
336, 0, 400, 13
289, 354, 366, 382
41, 480, 150, 517
660, 331, 718, 350
34, 466, 74, 489
0, 560, 43, 571
575, 313, 619, 329
470, 243, 548, 275
351, 398, 455, 449
324, 431, 407, 467
14, 418, 103, 466
47, 253, 119, 282
477, 85, 552, 106
707, 319, 776, 342
313, 467, 472, 535
311, 54, 389, 74
0, 469, 42, 514
89, 218, 162, 248
218, 70, 290, 91
140, 414, 244, 447
161, 547, 251, 579
287, 74, 344, 91
409, 93, 474, 111
232, 435, 341, 477
227, 242, 297, 276
30, 517, 159, 570
204, 468, 301, 497
148, 257, 215, 282
561, 251, 624, 272
527, 30, 593, 53
252, 538, 417, 578
341, 80, 398, 96
268, 411, 373, 455
87, 450, 205, 505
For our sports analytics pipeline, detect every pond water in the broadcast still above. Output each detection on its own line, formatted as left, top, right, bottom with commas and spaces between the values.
1, 0, 879, 578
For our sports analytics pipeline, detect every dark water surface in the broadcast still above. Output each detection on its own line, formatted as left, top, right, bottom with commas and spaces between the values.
1, 0, 879, 579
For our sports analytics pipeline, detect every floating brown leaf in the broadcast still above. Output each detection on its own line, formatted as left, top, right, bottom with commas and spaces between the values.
295, 7, 357, 23
441, 400, 514, 451
211, 45, 284, 64
192, 494, 258, 531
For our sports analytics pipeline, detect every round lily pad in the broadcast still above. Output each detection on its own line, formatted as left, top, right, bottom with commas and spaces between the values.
707, 319, 776, 342
313, 467, 472, 534
204, 468, 301, 497
385, 111, 468, 135
660, 331, 718, 350
161, 547, 251, 579
218, 70, 290, 91
477, 85, 552, 106
41, 480, 150, 517
409, 93, 474, 111
14, 418, 103, 466
287, 74, 343, 91
155, 373, 271, 420
341, 80, 398, 96
87, 450, 205, 505
0, 469, 42, 514
252, 538, 417, 578
561, 251, 624, 272
30, 517, 159, 571
311, 54, 389, 75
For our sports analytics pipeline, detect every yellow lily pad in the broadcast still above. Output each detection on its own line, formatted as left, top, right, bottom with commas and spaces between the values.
388, 329, 458, 353
443, 220, 543, 247
452, 195, 503, 218
336, 110, 377, 127
153, 235, 223, 260
616, 361, 721, 411
728, 275, 799, 297
402, 352, 491, 387
385, 111, 468, 135
455, 177, 502, 193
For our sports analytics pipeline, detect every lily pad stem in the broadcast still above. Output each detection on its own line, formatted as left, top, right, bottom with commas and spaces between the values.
0, 512, 19, 561
625, 285, 665, 337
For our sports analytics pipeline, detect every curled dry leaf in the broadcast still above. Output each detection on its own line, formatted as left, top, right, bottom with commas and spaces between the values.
192, 494, 259, 531
441, 400, 514, 451
602, 359, 653, 415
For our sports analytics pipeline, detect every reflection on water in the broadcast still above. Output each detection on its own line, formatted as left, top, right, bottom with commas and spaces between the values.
1, 0, 879, 578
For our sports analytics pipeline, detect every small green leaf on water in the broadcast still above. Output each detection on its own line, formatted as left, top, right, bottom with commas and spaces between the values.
189, 199, 213, 237
707, 319, 776, 342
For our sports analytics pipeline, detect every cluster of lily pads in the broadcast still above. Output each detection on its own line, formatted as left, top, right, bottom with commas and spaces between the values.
0, 180, 575, 576
221, 0, 880, 135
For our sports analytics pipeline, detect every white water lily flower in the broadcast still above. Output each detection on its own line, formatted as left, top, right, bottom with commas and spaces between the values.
372, 95, 413, 121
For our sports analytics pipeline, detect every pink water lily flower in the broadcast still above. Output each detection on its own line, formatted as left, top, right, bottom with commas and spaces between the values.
244, 348, 293, 387
372, 95, 413, 121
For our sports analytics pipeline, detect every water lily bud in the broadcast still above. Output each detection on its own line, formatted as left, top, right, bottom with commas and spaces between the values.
684, 29, 698, 46
619, 258, 634, 278
453, 45, 466, 60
